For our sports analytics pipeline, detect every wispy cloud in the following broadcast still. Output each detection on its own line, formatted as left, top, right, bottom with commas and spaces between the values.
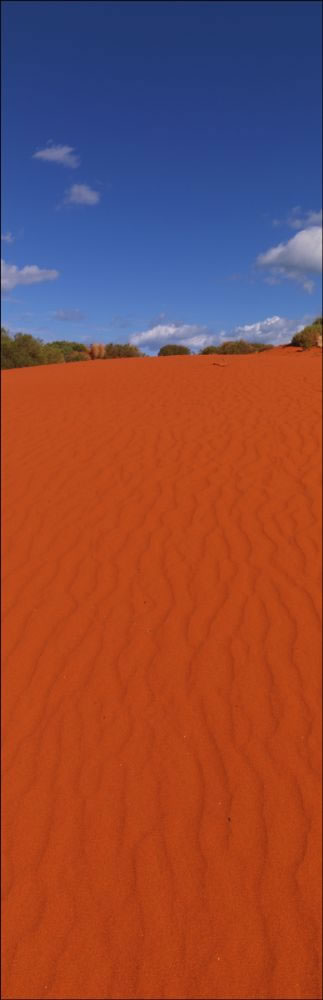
53, 309, 85, 322
1, 232, 15, 244
64, 184, 100, 206
273, 207, 322, 230
33, 142, 80, 168
1, 259, 59, 292
256, 226, 322, 292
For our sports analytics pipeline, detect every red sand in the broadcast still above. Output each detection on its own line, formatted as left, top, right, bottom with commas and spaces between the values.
2, 350, 322, 1000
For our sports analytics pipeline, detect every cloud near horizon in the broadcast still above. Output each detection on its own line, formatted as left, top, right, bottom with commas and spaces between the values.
64, 184, 100, 206
33, 143, 80, 168
2, 314, 311, 350
256, 225, 322, 292
130, 315, 310, 352
130, 323, 218, 352
231, 315, 305, 344
1, 259, 59, 292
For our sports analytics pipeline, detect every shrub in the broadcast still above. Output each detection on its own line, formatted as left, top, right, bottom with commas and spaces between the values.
216, 339, 253, 354
200, 341, 273, 355
51, 340, 87, 353
2, 332, 46, 368
247, 342, 274, 352
104, 343, 143, 358
1, 332, 93, 369
291, 323, 322, 350
158, 344, 191, 356
42, 345, 65, 364
87, 343, 105, 359
51, 340, 90, 361
50, 340, 89, 361
64, 350, 90, 362
1, 328, 17, 368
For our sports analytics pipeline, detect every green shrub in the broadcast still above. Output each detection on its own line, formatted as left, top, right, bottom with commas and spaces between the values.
200, 341, 274, 355
216, 339, 253, 354
104, 343, 143, 358
200, 341, 273, 355
1, 328, 17, 368
158, 344, 191, 356
50, 340, 89, 360
217, 339, 274, 354
1, 331, 91, 368
42, 345, 65, 364
291, 323, 322, 350
64, 350, 90, 362
1, 331, 142, 368
1, 332, 45, 368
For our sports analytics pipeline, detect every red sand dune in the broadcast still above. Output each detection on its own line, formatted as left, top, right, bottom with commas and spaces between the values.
1, 349, 322, 1000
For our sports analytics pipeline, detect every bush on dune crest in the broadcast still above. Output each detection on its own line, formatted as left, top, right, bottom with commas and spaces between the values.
104, 343, 143, 358
50, 340, 89, 362
1, 330, 49, 368
1, 329, 18, 369
216, 340, 254, 354
200, 340, 273, 355
158, 344, 191, 356
291, 319, 323, 350
0, 330, 91, 368
86, 343, 106, 360
42, 344, 67, 364
85, 343, 144, 359
3, 321, 321, 369
246, 342, 274, 352
0, 330, 146, 368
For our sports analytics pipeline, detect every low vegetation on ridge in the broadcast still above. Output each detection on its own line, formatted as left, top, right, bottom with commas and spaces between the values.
1, 319, 322, 370
291, 318, 322, 350
158, 344, 191, 356
200, 340, 274, 355
0, 332, 145, 369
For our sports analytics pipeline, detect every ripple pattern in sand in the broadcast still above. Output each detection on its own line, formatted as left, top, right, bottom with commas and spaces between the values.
2, 352, 322, 999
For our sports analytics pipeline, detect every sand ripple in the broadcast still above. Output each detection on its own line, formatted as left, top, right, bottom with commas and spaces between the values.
2, 350, 322, 999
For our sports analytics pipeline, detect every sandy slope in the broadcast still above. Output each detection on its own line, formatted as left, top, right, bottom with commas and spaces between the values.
2, 349, 322, 1000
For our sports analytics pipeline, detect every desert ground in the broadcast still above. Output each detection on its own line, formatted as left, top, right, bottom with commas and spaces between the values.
2, 349, 322, 1000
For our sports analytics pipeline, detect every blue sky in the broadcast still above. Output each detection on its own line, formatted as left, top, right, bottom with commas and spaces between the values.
1, 0, 322, 353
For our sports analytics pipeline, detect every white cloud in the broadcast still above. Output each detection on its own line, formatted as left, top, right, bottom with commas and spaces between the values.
1, 259, 59, 292
274, 207, 322, 230
64, 184, 100, 206
130, 315, 312, 353
33, 143, 80, 168
288, 208, 322, 230
130, 322, 217, 352
256, 226, 322, 291
232, 315, 305, 345
1, 232, 14, 244
53, 309, 85, 322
